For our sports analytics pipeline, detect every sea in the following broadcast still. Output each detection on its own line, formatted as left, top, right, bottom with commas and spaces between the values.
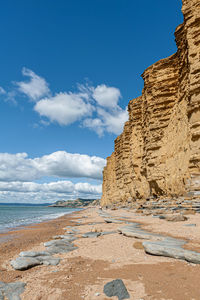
0, 204, 79, 233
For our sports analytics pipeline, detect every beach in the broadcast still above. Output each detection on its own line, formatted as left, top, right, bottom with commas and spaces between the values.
1, 207, 200, 299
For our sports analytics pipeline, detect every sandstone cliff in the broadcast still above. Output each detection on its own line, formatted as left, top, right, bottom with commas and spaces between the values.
101, 0, 200, 206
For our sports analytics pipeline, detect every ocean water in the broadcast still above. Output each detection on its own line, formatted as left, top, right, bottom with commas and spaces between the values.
0, 205, 79, 233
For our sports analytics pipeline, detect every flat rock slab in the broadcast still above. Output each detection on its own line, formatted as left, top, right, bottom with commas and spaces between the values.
143, 240, 200, 264
119, 223, 200, 265
103, 279, 130, 300
53, 235, 76, 241
12, 252, 60, 270
101, 231, 116, 236
44, 239, 72, 247
0, 281, 26, 300
118, 225, 161, 241
46, 244, 77, 254
11, 257, 41, 271
82, 232, 101, 238
38, 257, 60, 266
118, 228, 156, 240
19, 251, 49, 257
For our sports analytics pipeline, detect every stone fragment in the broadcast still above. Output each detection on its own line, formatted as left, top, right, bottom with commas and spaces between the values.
103, 279, 130, 300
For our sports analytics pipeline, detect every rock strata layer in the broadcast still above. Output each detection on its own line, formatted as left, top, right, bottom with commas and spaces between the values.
101, 0, 200, 206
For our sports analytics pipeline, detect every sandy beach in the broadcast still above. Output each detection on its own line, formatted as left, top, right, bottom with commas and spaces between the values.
1, 207, 200, 299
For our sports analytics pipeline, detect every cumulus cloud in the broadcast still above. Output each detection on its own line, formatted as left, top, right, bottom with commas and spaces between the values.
0, 151, 106, 182
34, 92, 93, 126
5, 68, 129, 136
15, 68, 50, 101
97, 107, 128, 135
0, 181, 102, 203
34, 82, 128, 135
83, 118, 104, 137
83, 106, 128, 136
92, 84, 121, 108
0, 181, 101, 195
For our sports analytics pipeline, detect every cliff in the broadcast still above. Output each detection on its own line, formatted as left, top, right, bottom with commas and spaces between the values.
101, 0, 200, 206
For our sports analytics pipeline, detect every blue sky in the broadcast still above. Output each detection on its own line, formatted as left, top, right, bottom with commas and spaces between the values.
0, 0, 183, 203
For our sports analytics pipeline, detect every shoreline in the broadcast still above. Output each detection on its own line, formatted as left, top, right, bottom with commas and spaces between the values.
0, 208, 83, 283
1, 207, 200, 299
0, 206, 82, 236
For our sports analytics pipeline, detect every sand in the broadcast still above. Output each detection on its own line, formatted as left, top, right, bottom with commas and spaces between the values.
1, 207, 200, 299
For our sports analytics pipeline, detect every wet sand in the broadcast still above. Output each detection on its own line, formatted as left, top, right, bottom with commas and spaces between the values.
1, 207, 200, 299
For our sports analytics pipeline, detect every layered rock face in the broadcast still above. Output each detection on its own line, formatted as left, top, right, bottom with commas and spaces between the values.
101, 0, 200, 206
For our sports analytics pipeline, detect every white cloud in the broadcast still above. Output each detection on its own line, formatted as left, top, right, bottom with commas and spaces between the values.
92, 84, 121, 108
97, 107, 128, 135
75, 182, 102, 194
5, 68, 128, 136
34, 83, 127, 135
0, 181, 102, 203
34, 92, 93, 126
16, 68, 50, 101
83, 118, 104, 137
83, 106, 128, 136
0, 151, 106, 182
0, 180, 101, 194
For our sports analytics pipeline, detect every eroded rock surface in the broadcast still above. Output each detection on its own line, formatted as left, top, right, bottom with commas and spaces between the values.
101, 0, 200, 206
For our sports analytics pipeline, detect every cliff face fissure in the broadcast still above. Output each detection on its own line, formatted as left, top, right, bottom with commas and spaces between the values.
101, 0, 200, 206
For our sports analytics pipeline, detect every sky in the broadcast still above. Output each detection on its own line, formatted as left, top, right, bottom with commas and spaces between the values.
0, 0, 183, 203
